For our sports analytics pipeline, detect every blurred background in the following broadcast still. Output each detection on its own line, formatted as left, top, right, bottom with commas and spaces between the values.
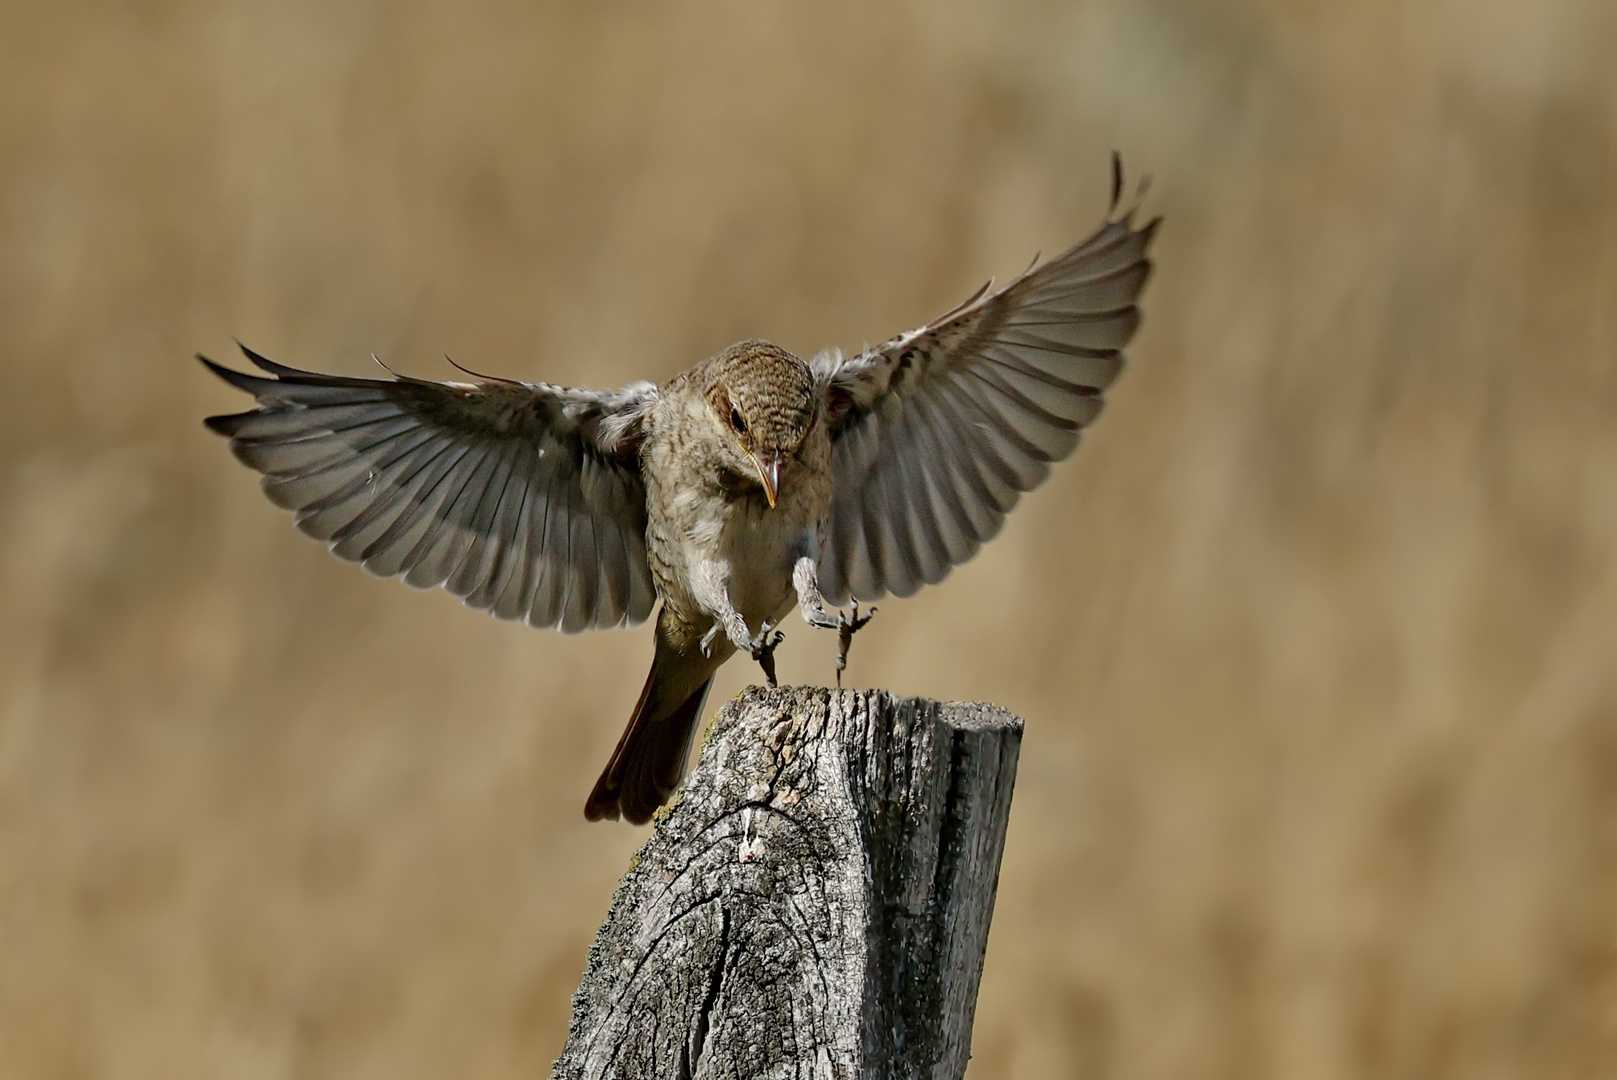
2, 1, 1614, 1077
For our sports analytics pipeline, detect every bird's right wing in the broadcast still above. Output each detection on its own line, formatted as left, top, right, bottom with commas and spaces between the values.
202, 344, 658, 632
814, 164, 1158, 604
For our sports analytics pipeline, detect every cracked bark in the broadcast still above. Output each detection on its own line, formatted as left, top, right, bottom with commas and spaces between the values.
553, 687, 1023, 1080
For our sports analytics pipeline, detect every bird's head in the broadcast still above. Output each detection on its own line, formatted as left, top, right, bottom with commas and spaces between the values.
704, 340, 817, 508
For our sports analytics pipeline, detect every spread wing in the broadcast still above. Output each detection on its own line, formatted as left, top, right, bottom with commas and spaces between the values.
202, 345, 658, 632
814, 177, 1158, 605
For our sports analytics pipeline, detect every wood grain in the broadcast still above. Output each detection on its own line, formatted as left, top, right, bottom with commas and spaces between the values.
554, 687, 1022, 1080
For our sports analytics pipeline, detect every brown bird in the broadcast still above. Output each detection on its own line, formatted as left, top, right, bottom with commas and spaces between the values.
202, 161, 1158, 824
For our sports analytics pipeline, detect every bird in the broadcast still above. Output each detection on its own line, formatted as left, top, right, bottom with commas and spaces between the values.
201, 158, 1158, 825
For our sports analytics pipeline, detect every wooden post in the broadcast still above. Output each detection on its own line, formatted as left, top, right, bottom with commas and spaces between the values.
553, 686, 1023, 1080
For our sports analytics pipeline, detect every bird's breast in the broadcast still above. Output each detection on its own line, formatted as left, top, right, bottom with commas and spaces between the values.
718, 484, 822, 623
648, 466, 828, 628
642, 398, 831, 631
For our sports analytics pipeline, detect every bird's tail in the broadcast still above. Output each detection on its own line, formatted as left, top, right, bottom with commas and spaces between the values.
584, 620, 720, 824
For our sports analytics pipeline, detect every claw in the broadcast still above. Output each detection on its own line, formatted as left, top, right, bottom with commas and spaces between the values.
750, 622, 785, 688
834, 600, 876, 689
700, 623, 721, 658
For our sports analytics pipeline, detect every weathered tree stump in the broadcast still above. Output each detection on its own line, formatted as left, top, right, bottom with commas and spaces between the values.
553, 686, 1023, 1080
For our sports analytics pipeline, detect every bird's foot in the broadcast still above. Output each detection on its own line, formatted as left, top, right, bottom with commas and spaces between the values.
804, 601, 877, 687
699, 623, 722, 658
804, 606, 840, 631
748, 622, 786, 688
833, 601, 876, 688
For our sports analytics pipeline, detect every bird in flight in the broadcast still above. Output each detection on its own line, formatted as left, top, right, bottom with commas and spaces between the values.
202, 159, 1158, 824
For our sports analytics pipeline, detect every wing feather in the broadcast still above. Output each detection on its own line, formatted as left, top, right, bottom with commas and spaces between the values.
483, 450, 538, 620
817, 167, 1157, 604
463, 440, 532, 611
290, 425, 443, 535
201, 345, 656, 630
588, 458, 632, 625
329, 435, 459, 554
400, 442, 499, 589
446, 440, 519, 598
359, 441, 476, 577
561, 474, 597, 633
527, 459, 567, 628
902, 390, 983, 567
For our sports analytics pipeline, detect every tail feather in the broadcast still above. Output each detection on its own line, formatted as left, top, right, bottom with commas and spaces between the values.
585, 623, 720, 824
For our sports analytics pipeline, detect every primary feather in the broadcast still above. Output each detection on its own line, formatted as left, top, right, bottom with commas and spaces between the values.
812, 206, 1158, 603
201, 345, 658, 631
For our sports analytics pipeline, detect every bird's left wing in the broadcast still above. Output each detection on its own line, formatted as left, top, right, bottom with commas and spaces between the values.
202, 345, 658, 632
814, 176, 1158, 605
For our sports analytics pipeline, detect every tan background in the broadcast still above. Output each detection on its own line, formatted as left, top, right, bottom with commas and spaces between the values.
2, 1, 1615, 1077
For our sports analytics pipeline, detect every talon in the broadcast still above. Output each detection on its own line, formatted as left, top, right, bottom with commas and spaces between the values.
700, 624, 721, 658
835, 600, 877, 688
750, 623, 785, 688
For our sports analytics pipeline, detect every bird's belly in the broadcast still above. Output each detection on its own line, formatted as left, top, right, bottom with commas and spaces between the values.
719, 501, 811, 628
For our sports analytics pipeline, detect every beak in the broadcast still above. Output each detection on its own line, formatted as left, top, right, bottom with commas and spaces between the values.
747, 451, 786, 509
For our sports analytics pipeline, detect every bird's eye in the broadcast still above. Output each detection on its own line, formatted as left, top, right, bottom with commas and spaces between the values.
730, 407, 747, 434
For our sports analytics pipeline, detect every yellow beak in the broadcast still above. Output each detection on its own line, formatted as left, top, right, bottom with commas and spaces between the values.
747, 451, 782, 508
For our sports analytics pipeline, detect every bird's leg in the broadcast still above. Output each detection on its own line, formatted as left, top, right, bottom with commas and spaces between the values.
693, 560, 786, 686
752, 619, 785, 688
722, 609, 785, 688
793, 555, 839, 630
792, 556, 877, 687
723, 609, 784, 687
834, 600, 876, 686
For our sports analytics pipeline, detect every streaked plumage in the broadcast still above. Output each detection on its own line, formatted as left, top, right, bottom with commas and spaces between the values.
203, 161, 1159, 823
